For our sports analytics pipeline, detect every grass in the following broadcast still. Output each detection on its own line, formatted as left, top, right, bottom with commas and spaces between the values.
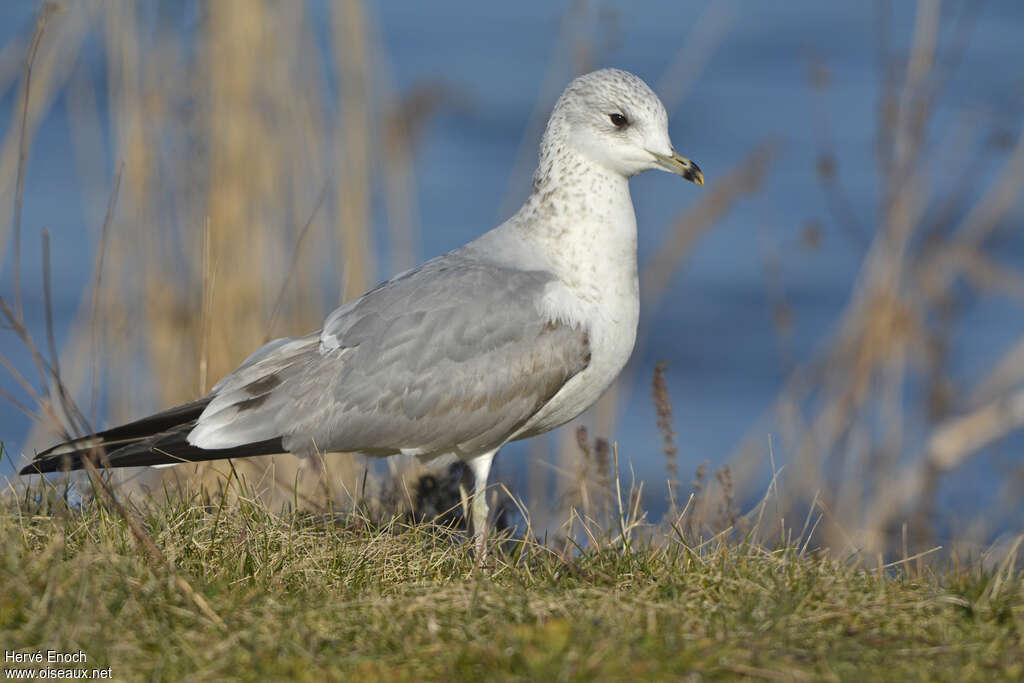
2, 479, 1023, 681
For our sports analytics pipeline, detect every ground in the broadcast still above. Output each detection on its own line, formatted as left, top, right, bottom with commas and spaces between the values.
1, 482, 1022, 682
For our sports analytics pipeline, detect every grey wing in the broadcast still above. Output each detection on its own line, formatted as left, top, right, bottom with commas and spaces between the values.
188, 254, 591, 457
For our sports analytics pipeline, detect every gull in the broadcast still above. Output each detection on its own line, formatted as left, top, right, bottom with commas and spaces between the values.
21, 68, 703, 551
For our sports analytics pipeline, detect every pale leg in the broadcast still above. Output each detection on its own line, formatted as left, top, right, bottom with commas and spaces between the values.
466, 450, 496, 556
458, 465, 472, 524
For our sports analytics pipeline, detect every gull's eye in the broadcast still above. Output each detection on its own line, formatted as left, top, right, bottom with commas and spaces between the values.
609, 112, 629, 128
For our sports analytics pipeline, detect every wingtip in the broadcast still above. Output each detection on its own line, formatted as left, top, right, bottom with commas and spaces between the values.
19, 460, 49, 476
19, 451, 84, 475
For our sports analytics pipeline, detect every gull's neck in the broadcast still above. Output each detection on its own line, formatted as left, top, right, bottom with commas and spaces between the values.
508, 139, 638, 297
519, 137, 635, 238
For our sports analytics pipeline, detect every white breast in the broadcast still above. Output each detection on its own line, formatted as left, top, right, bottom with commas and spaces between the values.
516, 273, 638, 437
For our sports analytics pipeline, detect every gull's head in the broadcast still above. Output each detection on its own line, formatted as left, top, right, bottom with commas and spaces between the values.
548, 68, 703, 184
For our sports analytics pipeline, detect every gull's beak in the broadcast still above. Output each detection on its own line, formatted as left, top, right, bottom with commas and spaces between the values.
651, 150, 704, 185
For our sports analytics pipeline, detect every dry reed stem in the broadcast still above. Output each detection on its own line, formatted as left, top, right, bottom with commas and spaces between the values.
333, 0, 374, 302
10, 5, 54, 321
652, 362, 679, 509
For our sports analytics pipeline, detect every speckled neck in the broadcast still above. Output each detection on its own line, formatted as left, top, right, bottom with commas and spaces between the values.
508, 122, 638, 300
515, 115, 634, 239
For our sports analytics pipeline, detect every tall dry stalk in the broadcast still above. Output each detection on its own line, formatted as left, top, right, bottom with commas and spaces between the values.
652, 362, 679, 510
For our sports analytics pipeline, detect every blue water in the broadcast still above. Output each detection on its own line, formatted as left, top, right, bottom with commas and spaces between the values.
2, 2, 1023, 529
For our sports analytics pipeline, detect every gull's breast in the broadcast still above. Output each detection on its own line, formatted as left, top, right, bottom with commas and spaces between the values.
514, 273, 639, 438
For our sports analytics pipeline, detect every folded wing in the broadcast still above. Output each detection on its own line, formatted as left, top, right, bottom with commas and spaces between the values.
189, 253, 591, 458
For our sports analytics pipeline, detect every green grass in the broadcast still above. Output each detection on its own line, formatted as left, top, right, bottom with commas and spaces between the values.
2, 484, 1023, 682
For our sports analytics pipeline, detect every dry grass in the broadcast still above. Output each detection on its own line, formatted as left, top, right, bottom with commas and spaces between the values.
2, 469, 1023, 681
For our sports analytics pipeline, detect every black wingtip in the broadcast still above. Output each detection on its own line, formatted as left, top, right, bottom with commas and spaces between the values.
16, 398, 215, 477
19, 452, 82, 475
20, 460, 55, 475
19, 434, 286, 475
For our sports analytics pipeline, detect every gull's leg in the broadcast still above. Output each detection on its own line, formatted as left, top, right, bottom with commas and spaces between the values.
458, 464, 473, 525
466, 450, 496, 557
